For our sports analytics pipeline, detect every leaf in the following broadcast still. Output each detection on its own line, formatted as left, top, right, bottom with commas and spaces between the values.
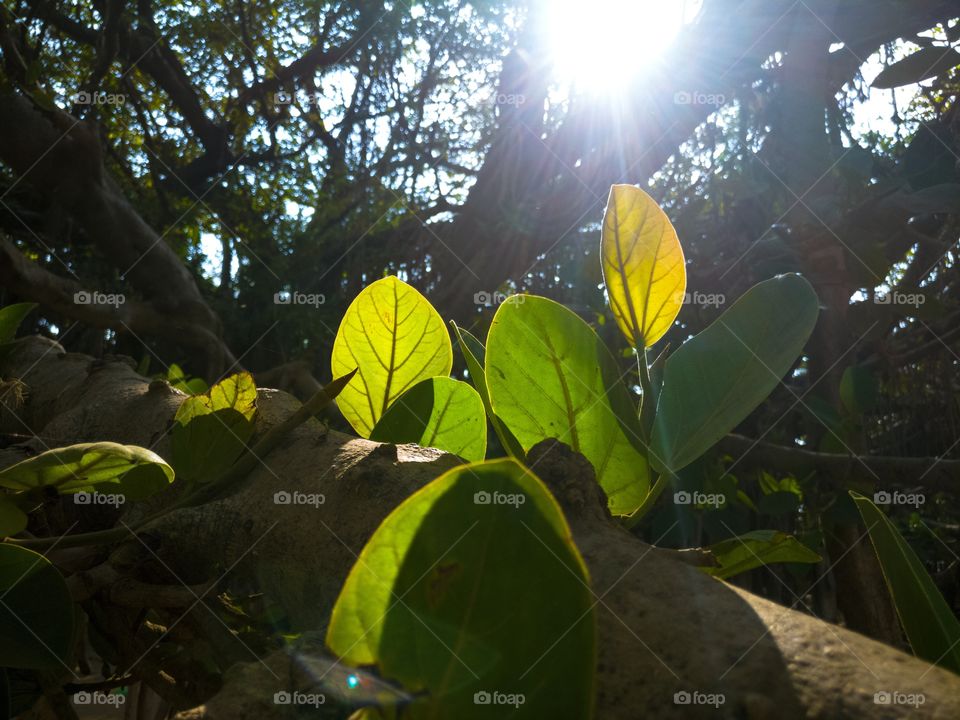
650, 274, 819, 474
332, 276, 452, 437
0, 498, 27, 537
0, 544, 74, 670
702, 530, 820, 580
450, 322, 524, 458
850, 492, 960, 673
370, 377, 487, 462
0, 303, 36, 344
326, 459, 595, 718
0, 442, 174, 496
840, 365, 879, 415
872, 47, 960, 88
486, 295, 649, 515
601, 184, 686, 348
172, 372, 257, 483
167, 363, 209, 395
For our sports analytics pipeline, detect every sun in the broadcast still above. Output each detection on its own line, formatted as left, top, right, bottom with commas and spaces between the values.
544, 0, 697, 93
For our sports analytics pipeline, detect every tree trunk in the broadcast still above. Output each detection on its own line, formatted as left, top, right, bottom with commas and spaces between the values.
2, 336, 958, 719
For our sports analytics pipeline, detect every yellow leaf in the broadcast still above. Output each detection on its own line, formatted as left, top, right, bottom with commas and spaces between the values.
332, 276, 452, 437
601, 184, 686, 347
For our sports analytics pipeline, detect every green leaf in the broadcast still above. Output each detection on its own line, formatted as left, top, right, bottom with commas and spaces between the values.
0, 442, 174, 496
872, 47, 960, 89
0, 544, 74, 670
486, 295, 649, 516
702, 530, 821, 580
0, 498, 27, 537
370, 377, 487, 462
601, 184, 686, 348
167, 363, 209, 395
850, 491, 960, 673
651, 274, 819, 474
450, 322, 524, 459
840, 365, 879, 415
172, 372, 257, 483
326, 459, 595, 718
332, 276, 452, 437
0, 303, 36, 344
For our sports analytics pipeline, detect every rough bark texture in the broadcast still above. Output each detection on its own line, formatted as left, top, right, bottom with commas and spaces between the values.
3, 335, 959, 719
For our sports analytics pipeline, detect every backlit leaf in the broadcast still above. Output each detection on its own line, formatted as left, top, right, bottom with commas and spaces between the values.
486, 295, 649, 515
326, 459, 595, 718
332, 276, 452, 437
651, 274, 819, 474
601, 184, 686, 348
0, 498, 27, 537
0, 442, 174, 496
370, 377, 487, 462
0, 303, 36, 344
702, 530, 820, 580
172, 372, 257, 483
851, 492, 960, 673
872, 47, 960, 89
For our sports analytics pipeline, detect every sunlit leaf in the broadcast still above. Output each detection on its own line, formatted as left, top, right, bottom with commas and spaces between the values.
850, 492, 960, 673
701, 530, 820, 580
370, 377, 487, 462
601, 184, 685, 348
651, 274, 819, 474
0, 303, 36, 344
450, 322, 524, 458
0, 442, 174, 496
326, 459, 595, 718
486, 295, 649, 515
0, 544, 74, 670
332, 276, 452, 437
172, 372, 257, 483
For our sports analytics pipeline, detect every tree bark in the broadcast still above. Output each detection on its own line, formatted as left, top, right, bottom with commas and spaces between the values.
2, 336, 959, 719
